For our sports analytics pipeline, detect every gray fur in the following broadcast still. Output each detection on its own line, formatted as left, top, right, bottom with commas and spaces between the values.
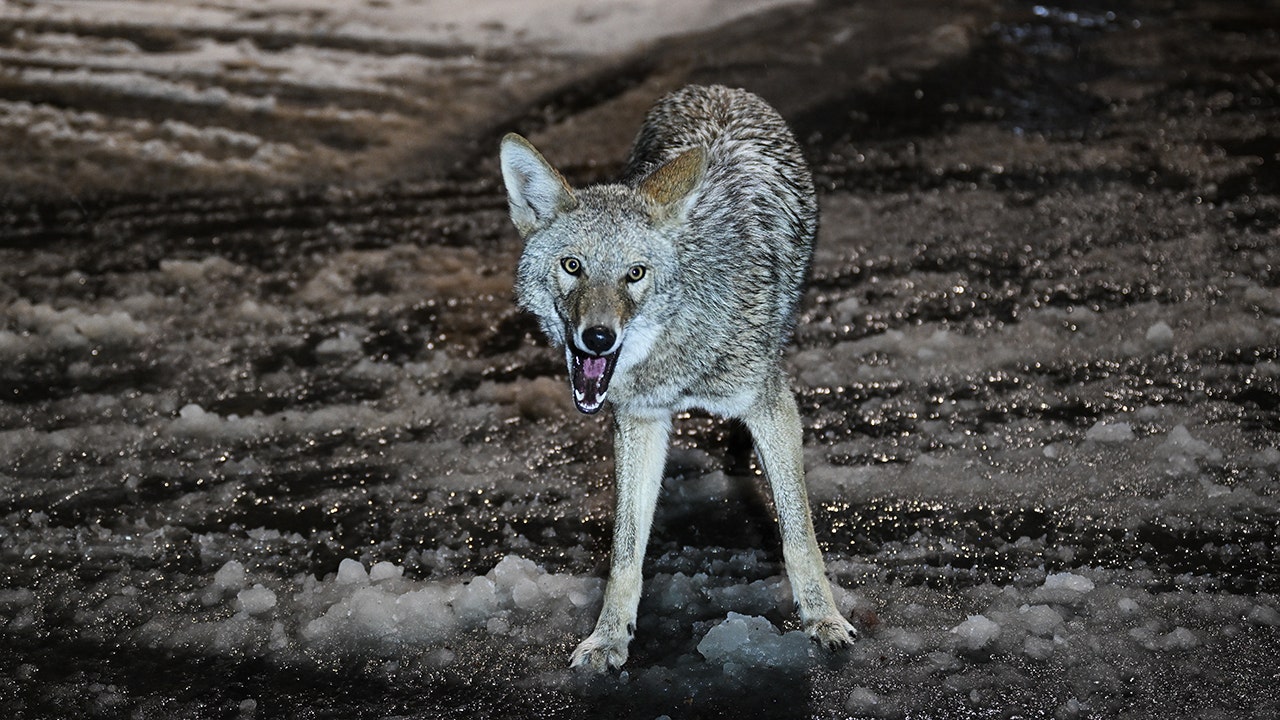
500, 85, 854, 671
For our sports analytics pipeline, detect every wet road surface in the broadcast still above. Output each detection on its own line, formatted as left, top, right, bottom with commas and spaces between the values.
2, 1, 1278, 718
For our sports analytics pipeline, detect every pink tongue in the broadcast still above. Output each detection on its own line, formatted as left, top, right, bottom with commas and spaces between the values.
582, 356, 607, 380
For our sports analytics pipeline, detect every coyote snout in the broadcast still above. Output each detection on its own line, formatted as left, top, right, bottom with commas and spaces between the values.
500, 85, 856, 671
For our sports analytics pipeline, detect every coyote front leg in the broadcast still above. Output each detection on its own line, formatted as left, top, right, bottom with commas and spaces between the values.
742, 375, 856, 648
570, 412, 670, 671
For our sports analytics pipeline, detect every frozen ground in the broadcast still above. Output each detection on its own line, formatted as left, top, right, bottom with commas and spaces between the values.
2, 1, 1279, 718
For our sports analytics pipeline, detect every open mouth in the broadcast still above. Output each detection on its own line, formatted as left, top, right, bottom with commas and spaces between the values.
567, 345, 618, 414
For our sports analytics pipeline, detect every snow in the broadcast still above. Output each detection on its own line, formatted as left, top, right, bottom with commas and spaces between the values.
0, 0, 811, 57
0, 0, 809, 194
0, 300, 148, 356
1, 0, 1278, 717
172, 553, 609, 659
16, 68, 277, 112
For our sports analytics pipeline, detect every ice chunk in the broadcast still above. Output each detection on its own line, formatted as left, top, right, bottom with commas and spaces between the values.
833, 295, 862, 323
236, 584, 277, 615
951, 614, 1000, 650
1017, 604, 1063, 636
202, 559, 248, 606
1161, 425, 1213, 455
511, 576, 542, 611
0, 587, 36, 610
927, 650, 960, 672
845, 686, 884, 715
914, 328, 954, 361
172, 403, 224, 438
316, 331, 362, 356
1084, 421, 1134, 442
1157, 422, 1223, 474
394, 586, 457, 640
1031, 572, 1095, 605
568, 585, 597, 609
1023, 635, 1055, 660
1250, 447, 1280, 469
654, 572, 702, 612
1057, 698, 1086, 719
451, 576, 498, 624
1199, 477, 1232, 497
323, 587, 396, 641
1130, 624, 1199, 651
883, 627, 926, 653
369, 561, 404, 583
160, 256, 239, 282
9, 301, 147, 349
237, 298, 287, 323
1145, 320, 1174, 349
697, 613, 813, 669
490, 554, 537, 587
214, 560, 247, 589
1243, 284, 1280, 312
1247, 604, 1280, 626
490, 554, 541, 601
1162, 626, 1198, 650
336, 558, 370, 586
1042, 572, 1095, 592
701, 609, 757, 661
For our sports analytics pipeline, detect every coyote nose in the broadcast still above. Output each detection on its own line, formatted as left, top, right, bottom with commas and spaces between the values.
581, 326, 616, 355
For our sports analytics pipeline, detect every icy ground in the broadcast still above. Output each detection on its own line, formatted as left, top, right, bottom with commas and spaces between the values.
2, 1, 1279, 718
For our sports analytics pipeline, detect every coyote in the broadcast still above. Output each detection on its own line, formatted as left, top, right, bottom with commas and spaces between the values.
500, 85, 855, 671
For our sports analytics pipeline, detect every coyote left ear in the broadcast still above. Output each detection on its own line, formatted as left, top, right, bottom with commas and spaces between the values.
639, 147, 706, 223
500, 133, 577, 238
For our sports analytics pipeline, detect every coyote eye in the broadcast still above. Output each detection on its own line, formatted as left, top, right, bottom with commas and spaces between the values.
626, 265, 647, 282
560, 257, 582, 275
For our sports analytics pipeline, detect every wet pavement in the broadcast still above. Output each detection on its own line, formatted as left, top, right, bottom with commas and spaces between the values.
1, 1, 1279, 718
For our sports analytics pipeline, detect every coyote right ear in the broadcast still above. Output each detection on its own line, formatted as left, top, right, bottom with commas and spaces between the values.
639, 147, 706, 223
500, 133, 577, 237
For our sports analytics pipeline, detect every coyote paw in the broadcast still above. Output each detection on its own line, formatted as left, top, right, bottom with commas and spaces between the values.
569, 632, 629, 672
807, 615, 857, 651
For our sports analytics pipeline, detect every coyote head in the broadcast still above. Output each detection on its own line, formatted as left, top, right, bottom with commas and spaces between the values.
500, 133, 705, 414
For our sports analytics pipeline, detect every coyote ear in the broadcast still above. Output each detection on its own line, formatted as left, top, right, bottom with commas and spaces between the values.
639, 147, 706, 223
500, 133, 577, 237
